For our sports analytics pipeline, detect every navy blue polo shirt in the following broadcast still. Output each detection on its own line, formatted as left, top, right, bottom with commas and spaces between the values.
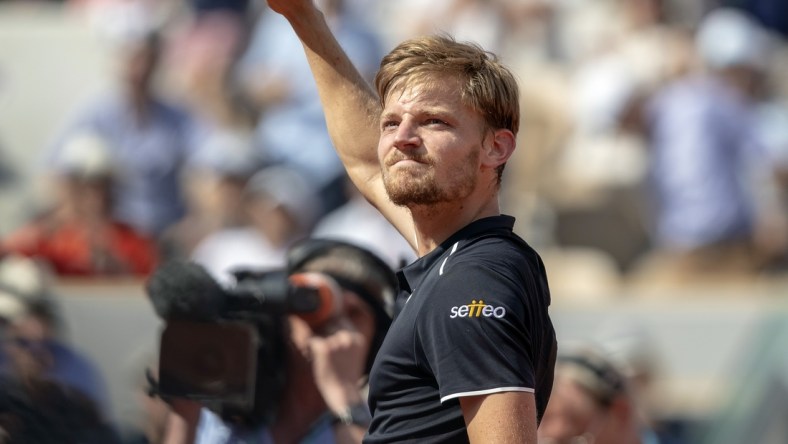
364, 215, 557, 443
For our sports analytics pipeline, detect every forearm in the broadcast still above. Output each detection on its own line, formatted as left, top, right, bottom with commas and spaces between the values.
276, 4, 382, 182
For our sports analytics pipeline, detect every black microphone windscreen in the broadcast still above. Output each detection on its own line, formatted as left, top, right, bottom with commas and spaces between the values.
146, 260, 225, 320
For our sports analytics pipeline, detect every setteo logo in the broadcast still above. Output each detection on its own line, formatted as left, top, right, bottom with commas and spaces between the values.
449, 300, 506, 319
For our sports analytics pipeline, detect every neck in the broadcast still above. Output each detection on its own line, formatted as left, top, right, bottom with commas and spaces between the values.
125, 87, 151, 124
409, 190, 501, 256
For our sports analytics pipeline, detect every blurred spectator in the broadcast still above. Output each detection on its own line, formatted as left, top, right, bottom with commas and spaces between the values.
118, 348, 169, 444
538, 345, 667, 444
722, 0, 788, 37
3, 131, 158, 277
236, 0, 385, 217
594, 323, 666, 436
44, 11, 196, 238
312, 176, 417, 270
0, 254, 110, 415
526, 0, 694, 272
191, 0, 251, 15
398, 0, 510, 55
159, 129, 264, 261
0, 142, 15, 190
159, 0, 264, 257
566, 0, 691, 138
163, 0, 258, 142
374, 0, 553, 72
191, 165, 319, 284
629, 7, 787, 283
752, 99, 788, 270
0, 375, 120, 444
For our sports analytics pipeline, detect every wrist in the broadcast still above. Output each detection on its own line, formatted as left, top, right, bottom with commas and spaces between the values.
331, 401, 371, 428
282, 4, 325, 32
321, 379, 365, 414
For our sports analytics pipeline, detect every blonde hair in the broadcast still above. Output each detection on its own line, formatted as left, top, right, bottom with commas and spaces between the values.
375, 34, 520, 136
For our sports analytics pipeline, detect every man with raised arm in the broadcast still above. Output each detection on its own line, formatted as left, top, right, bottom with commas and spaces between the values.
266, 1, 557, 443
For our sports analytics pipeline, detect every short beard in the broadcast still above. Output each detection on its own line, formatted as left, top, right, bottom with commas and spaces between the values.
385, 168, 443, 206
382, 148, 479, 207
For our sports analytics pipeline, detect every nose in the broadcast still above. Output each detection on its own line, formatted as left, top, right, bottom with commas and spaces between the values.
392, 119, 420, 150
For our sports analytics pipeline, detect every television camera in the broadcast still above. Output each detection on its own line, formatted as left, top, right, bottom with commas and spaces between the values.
145, 260, 341, 426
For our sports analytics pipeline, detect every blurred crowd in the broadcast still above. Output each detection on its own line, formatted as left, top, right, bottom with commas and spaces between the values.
0, 0, 784, 290
0, 0, 418, 283
0, 0, 787, 442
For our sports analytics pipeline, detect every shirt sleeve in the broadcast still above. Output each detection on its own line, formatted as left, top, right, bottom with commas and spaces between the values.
415, 252, 536, 402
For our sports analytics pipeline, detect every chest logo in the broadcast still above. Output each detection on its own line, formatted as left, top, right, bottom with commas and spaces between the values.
449, 299, 506, 319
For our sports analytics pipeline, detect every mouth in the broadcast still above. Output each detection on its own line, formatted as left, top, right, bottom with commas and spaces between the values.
391, 159, 424, 168
385, 154, 429, 168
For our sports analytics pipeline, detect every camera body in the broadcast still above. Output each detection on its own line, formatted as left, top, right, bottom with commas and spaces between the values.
158, 319, 269, 418
150, 265, 334, 426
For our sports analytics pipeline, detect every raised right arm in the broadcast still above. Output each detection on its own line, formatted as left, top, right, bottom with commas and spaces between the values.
266, 1, 416, 249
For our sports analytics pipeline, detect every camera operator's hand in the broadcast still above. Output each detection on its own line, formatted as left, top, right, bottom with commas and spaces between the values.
309, 317, 368, 413
290, 315, 368, 411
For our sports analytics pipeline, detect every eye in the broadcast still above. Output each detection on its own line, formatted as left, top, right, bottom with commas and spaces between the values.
347, 306, 366, 322
425, 118, 447, 126
381, 120, 399, 130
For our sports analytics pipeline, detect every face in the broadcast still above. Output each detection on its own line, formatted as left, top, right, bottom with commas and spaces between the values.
378, 77, 488, 207
3, 314, 53, 379
118, 42, 157, 92
288, 290, 375, 365
538, 378, 610, 444
58, 176, 112, 218
76, 179, 113, 215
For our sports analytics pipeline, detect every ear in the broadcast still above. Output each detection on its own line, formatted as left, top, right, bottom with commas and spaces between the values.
481, 129, 516, 169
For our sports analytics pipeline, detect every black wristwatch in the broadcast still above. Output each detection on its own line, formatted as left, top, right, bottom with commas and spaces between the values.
332, 402, 372, 427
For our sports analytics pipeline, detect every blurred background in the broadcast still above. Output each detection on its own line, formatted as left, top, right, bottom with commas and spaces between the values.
0, 0, 787, 442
